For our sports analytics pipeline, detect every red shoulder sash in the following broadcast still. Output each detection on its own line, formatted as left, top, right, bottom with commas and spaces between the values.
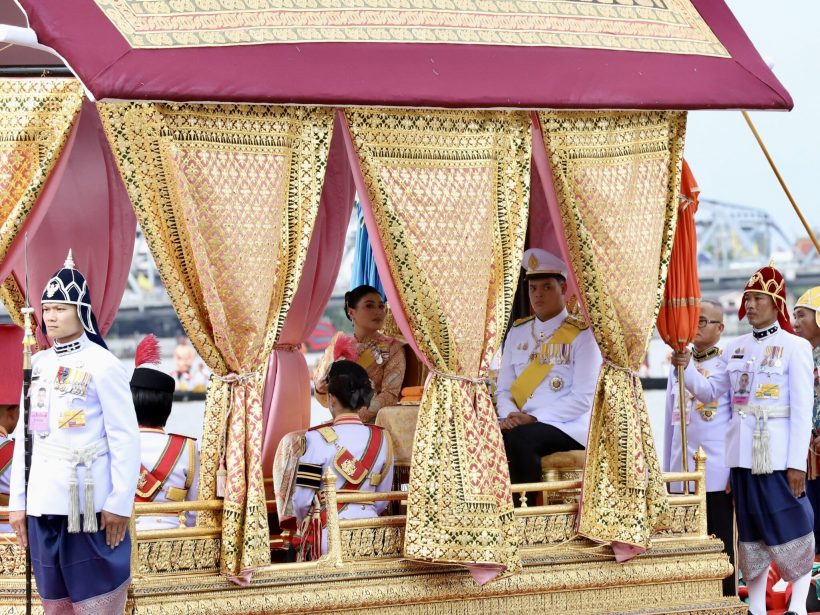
0, 440, 14, 476
136, 434, 188, 502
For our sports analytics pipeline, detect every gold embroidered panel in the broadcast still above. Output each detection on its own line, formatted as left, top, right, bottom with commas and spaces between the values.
93, 0, 728, 56
538, 110, 685, 548
0, 79, 84, 317
98, 102, 333, 575
345, 108, 530, 574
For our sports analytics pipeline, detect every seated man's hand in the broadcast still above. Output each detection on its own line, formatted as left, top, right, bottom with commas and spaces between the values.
670, 349, 691, 369
508, 412, 536, 428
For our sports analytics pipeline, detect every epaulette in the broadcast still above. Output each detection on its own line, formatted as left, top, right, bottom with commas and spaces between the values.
307, 420, 333, 432
512, 315, 535, 327
563, 312, 589, 331
168, 433, 197, 442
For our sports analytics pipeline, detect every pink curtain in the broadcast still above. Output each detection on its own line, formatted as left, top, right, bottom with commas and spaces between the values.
260, 112, 355, 484
529, 114, 589, 324
1, 102, 136, 344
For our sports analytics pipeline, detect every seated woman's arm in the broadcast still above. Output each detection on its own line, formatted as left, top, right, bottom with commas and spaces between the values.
312, 339, 338, 408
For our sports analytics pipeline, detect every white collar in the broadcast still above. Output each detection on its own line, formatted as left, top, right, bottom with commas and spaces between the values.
534, 307, 568, 329
752, 321, 779, 341
53, 333, 89, 356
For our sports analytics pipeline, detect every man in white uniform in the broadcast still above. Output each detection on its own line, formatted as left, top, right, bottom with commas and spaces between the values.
0, 325, 23, 533
8, 251, 140, 615
663, 298, 735, 596
496, 248, 602, 506
673, 264, 814, 615
130, 334, 199, 530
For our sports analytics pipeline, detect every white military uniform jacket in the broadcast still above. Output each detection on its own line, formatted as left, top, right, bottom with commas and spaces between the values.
291, 414, 394, 554
9, 334, 140, 518
0, 430, 13, 532
683, 323, 813, 472
664, 349, 731, 492
135, 428, 199, 530
496, 308, 602, 446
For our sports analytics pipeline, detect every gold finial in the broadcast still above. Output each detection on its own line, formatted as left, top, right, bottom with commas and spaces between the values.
767, 258, 775, 268
64, 249, 75, 269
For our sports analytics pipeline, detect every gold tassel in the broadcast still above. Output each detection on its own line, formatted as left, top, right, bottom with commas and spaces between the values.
67, 473, 80, 533
83, 471, 98, 533
216, 457, 227, 498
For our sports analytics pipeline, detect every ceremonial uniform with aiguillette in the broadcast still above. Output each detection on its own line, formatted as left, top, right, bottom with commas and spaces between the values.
681, 265, 814, 589
8, 252, 140, 615
131, 335, 199, 531
291, 415, 394, 560
664, 343, 736, 596
496, 249, 602, 504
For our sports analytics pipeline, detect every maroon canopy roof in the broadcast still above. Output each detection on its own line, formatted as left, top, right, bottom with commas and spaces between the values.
19, 0, 791, 110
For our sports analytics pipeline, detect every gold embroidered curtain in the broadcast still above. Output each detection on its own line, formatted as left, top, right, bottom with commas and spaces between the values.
98, 103, 333, 574
537, 111, 685, 549
0, 79, 84, 320
344, 108, 531, 574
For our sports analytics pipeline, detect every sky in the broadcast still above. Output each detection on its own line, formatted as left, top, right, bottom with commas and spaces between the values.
685, 0, 820, 240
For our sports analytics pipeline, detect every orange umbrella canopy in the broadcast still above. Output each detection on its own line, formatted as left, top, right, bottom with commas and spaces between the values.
658, 159, 701, 351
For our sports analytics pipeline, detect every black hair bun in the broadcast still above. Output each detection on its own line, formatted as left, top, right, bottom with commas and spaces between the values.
327, 360, 375, 410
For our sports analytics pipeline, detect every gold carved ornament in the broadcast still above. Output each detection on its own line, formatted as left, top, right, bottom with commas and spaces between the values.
97, 102, 333, 575
344, 107, 531, 576
92, 0, 728, 57
536, 110, 686, 549
0, 79, 84, 323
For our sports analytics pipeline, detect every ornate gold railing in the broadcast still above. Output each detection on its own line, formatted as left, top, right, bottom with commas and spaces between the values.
0, 448, 710, 574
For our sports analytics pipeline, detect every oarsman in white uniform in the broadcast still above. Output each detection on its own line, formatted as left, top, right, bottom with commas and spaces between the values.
0, 325, 23, 533
130, 335, 199, 531
496, 249, 602, 506
672, 264, 814, 615
663, 299, 735, 596
291, 360, 394, 560
8, 251, 140, 615
793, 287, 820, 555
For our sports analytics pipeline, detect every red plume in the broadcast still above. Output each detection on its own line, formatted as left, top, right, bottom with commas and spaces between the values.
333, 334, 359, 362
135, 334, 162, 367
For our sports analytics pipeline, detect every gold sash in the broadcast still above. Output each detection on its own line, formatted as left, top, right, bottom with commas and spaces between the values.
357, 347, 377, 370
509, 317, 585, 409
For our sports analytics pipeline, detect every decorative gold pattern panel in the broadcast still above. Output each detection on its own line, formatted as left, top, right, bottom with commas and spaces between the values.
0, 79, 83, 319
98, 102, 333, 575
137, 537, 221, 575
92, 0, 728, 56
345, 108, 531, 575
538, 110, 686, 549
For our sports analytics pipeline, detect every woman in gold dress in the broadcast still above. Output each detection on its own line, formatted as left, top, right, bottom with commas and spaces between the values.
314, 285, 406, 422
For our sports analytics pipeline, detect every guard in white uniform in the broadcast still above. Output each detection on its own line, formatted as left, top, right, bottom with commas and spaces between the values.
8, 251, 140, 615
0, 325, 23, 534
496, 249, 601, 505
663, 298, 735, 596
130, 335, 199, 531
291, 360, 393, 560
673, 264, 814, 615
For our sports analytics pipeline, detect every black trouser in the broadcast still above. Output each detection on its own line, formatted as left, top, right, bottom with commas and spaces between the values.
706, 489, 737, 597
502, 422, 584, 507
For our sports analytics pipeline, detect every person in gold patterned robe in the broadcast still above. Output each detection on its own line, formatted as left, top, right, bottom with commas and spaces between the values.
313, 285, 405, 423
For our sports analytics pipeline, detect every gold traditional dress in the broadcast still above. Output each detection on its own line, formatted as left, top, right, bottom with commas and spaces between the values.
313, 332, 406, 416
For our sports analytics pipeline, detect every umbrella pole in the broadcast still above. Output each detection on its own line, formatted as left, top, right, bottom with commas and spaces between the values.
677, 364, 690, 494
742, 111, 820, 255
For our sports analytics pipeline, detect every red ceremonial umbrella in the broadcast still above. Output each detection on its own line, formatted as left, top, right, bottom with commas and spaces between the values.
657, 159, 701, 482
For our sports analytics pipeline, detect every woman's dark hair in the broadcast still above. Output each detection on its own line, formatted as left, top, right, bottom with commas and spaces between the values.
131, 386, 174, 428
327, 360, 374, 410
344, 285, 383, 321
